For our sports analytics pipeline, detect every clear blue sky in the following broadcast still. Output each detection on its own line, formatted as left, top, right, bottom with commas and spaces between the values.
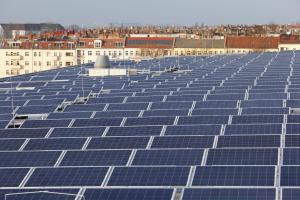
0, 0, 299, 26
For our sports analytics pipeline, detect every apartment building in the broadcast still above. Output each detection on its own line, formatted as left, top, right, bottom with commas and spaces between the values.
278, 35, 300, 51
0, 41, 76, 77
76, 38, 141, 64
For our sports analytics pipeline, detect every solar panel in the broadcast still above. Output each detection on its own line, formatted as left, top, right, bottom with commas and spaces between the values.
285, 135, 300, 147
107, 167, 190, 186
0, 151, 61, 167
60, 150, 131, 166
224, 124, 282, 135
47, 111, 93, 119
192, 108, 238, 116
83, 189, 173, 200
217, 135, 280, 147
145, 109, 189, 117
281, 166, 300, 186
206, 148, 278, 165
50, 127, 105, 138
0, 168, 29, 187
192, 166, 275, 186
231, 115, 283, 124
282, 189, 300, 200
178, 116, 229, 125
132, 149, 203, 166
23, 138, 86, 150
182, 189, 276, 200
25, 167, 108, 187
0, 139, 26, 151
0, 128, 49, 139
94, 110, 140, 118
107, 126, 162, 136
165, 125, 221, 136
125, 117, 175, 126
21, 119, 72, 128
72, 118, 123, 127
151, 136, 214, 148
87, 137, 150, 149
151, 101, 192, 109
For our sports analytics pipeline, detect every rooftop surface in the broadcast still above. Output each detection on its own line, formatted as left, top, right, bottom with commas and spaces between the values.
0, 52, 299, 199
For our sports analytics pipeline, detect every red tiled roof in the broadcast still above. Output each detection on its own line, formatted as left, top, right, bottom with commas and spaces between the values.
225, 36, 279, 49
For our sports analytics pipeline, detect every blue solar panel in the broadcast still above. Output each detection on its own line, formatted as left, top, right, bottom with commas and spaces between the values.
0, 128, 49, 138
24, 138, 86, 150
182, 189, 275, 200
281, 166, 300, 186
132, 149, 203, 166
285, 135, 300, 147
151, 136, 214, 148
192, 108, 238, 116
217, 135, 280, 147
282, 189, 300, 200
87, 97, 125, 104
127, 95, 164, 103
107, 167, 190, 186
25, 167, 108, 187
87, 137, 150, 149
72, 118, 123, 127
107, 126, 162, 136
94, 110, 140, 118
107, 103, 148, 111
165, 125, 221, 136
125, 117, 175, 126
151, 102, 192, 109
192, 166, 275, 186
60, 150, 131, 166
22, 119, 71, 128
206, 148, 278, 165
167, 94, 204, 101
0, 151, 61, 167
64, 104, 106, 112
240, 100, 283, 108
16, 105, 58, 114
231, 115, 283, 124
178, 116, 229, 125
48, 111, 93, 119
224, 124, 282, 135
143, 109, 188, 117
195, 101, 237, 109
50, 127, 105, 138
0, 139, 25, 150
0, 168, 29, 187
83, 189, 173, 200
286, 124, 300, 134
242, 107, 289, 115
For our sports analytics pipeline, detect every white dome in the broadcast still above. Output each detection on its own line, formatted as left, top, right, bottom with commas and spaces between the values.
94, 55, 110, 69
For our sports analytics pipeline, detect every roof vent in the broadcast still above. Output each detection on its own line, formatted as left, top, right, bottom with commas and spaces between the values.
94, 56, 110, 69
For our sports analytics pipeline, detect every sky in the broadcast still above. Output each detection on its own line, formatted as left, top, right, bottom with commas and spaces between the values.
0, 0, 299, 27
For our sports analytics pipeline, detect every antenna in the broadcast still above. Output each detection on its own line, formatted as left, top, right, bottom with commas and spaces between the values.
80, 64, 85, 100
9, 76, 15, 127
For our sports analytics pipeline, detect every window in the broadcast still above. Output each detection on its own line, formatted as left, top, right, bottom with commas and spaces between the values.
88, 51, 92, 56
6, 61, 9, 66
6, 70, 9, 75
25, 52, 29, 56
39, 61, 42, 66
38, 52, 41, 57
96, 51, 100, 55
66, 52, 73, 56
59, 62, 62, 66
34, 61, 37, 66
47, 61, 51, 66
46, 52, 51, 56
25, 61, 29, 66
34, 52, 37, 57
66, 62, 72, 66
